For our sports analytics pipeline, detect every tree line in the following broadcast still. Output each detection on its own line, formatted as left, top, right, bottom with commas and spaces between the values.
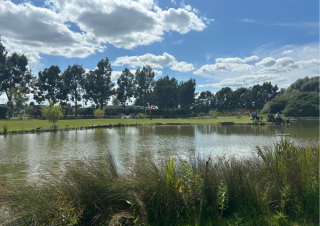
1, 35, 317, 118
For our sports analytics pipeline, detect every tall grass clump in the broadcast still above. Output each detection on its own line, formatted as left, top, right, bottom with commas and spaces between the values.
0, 139, 318, 225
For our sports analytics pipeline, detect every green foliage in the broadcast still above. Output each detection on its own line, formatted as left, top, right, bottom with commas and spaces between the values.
40, 100, 63, 128
117, 68, 135, 108
217, 180, 229, 216
179, 78, 196, 112
179, 160, 204, 203
83, 58, 115, 110
62, 64, 86, 116
209, 110, 218, 119
34, 65, 63, 104
285, 76, 319, 94
135, 113, 145, 119
263, 92, 319, 117
93, 109, 104, 119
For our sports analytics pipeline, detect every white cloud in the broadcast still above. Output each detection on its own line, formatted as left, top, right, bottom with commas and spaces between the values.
180, 1, 192, 11
216, 55, 259, 63
171, 0, 176, 5
196, 43, 319, 89
114, 52, 176, 68
114, 52, 194, 72
282, 50, 293, 55
199, 74, 289, 88
170, 61, 195, 72
1, 0, 212, 62
194, 62, 254, 74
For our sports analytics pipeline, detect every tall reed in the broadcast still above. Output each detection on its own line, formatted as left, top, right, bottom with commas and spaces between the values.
0, 139, 318, 225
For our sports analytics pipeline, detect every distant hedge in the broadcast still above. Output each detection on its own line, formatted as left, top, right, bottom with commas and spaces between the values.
261, 92, 319, 117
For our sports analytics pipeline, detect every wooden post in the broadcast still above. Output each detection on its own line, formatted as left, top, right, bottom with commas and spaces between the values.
199, 161, 209, 223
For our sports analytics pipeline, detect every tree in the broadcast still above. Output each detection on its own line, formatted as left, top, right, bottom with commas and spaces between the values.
112, 97, 120, 105
153, 76, 179, 110
285, 76, 319, 94
40, 100, 63, 129
83, 58, 115, 110
62, 64, 86, 116
230, 87, 247, 110
178, 78, 196, 112
134, 65, 155, 114
117, 68, 134, 112
197, 91, 213, 112
0, 52, 33, 102
33, 65, 63, 104
214, 87, 233, 111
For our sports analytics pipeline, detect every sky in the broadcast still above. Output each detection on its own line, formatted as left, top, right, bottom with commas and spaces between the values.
0, 0, 319, 104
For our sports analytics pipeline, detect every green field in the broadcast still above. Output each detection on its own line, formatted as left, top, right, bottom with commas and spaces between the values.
0, 116, 272, 133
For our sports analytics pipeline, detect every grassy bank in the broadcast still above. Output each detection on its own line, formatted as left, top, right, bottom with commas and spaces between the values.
0, 116, 272, 134
0, 139, 318, 225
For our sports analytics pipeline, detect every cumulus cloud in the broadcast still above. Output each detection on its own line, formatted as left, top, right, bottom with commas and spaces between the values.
114, 52, 176, 68
194, 62, 254, 74
170, 61, 195, 72
114, 52, 194, 72
1, 0, 213, 62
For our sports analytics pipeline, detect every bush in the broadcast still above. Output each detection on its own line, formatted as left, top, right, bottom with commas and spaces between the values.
209, 110, 218, 119
135, 113, 145, 119
93, 109, 104, 119
261, 92, 319, 117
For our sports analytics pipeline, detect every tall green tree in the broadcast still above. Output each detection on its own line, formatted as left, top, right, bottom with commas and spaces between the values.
197, 91, 213, 112
214, 87, 233, 111
33, 65, 64, 104
230, 87, 247, 110
0, 52, 33, 103
154, 76, 179, 110
62, 64, 86, 116
285, 76, 319, 93
117, 68, 135, 112
83, 57, 115, 110
178, 78, 196, 112
134, 65, 155, 113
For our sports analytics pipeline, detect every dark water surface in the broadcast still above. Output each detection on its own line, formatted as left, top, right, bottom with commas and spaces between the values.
0, 121, 318, 182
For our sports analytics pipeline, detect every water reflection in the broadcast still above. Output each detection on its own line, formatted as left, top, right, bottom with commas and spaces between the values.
0, 121, 318, 182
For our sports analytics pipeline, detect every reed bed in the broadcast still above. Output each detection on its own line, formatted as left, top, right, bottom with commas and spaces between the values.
0, 139, 318, 225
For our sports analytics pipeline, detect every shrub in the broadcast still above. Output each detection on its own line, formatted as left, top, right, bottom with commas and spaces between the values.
135, 113, 145, 119
40, 100, 63, 129
93, 109, 104, 119
209, 110, 218, 119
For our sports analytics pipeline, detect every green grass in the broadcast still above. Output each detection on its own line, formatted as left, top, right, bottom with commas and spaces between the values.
0, 139, 318, 225
0, 116, 271, 133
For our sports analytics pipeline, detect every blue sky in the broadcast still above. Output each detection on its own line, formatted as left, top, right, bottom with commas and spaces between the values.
0, 0, 319, 104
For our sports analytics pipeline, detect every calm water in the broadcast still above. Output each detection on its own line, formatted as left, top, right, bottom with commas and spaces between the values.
0, 121, 318, 182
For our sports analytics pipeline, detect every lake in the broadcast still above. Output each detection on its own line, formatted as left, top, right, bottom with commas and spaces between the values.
0, 121, 318, 182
